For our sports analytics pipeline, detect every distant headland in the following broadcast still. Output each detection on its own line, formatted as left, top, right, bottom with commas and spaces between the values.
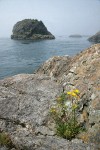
69, 34, 82, 38
11, 19, 55, 40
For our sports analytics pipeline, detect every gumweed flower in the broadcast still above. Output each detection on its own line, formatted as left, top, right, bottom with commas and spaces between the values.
67, 91, 77, 97
71, 92, 77, 97
73, 89, 80, 94
67, 89, 80, 98
67, 91, 72, 95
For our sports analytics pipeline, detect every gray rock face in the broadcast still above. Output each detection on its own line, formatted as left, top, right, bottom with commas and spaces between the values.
0, 74, 62, 126
11, 19, 55, 40
0, 44, 100, 149
37, 56, 71, 79
88, 31, 100, 43
0, 74, 95, 149
0, 74, 62, 149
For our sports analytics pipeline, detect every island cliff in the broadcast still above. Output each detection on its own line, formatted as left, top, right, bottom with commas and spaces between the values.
11, 19, 55, 40
0, 44, 100, 150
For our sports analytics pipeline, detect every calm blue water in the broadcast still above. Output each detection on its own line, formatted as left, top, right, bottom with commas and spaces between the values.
0, 36, 92, 79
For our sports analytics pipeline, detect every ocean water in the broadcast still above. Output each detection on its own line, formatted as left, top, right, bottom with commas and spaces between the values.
0, 36, 92, 79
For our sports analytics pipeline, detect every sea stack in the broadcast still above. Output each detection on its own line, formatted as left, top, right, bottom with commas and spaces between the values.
11, 19, 55, 40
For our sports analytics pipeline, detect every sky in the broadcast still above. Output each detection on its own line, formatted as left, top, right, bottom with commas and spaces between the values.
0, 0, 100, 37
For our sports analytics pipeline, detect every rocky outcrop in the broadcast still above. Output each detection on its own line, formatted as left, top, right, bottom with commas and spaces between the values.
0, 74, 95, 150
69, 34, 82, 38
88, 31, 100, 43
37, 44, 100, 149
0, 44, 100, 149
37, 56, 72, 78
11, 19, 55, 40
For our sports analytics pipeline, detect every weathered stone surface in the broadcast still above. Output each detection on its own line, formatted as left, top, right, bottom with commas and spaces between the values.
0, 74, 62, 126
88, 31, 100, 43
37, 56, 71, 79
11, 19, 55, 40
0, 74, 63, 149
37, 44, 100, 149
10, 135, 96, 150
0, 44, 100, 149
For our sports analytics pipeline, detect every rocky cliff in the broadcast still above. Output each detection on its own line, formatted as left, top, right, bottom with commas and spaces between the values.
0, 44, 100, 150
88, 31, 100, 43
11, 19, 55, 40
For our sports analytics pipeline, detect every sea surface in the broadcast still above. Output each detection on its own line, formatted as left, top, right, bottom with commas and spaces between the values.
0, 36, 92, 79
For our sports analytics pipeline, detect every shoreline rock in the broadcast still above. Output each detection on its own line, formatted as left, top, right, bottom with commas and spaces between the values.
11, 19, 55, 40
0, 44, 100, 149
88, 31, 100, 43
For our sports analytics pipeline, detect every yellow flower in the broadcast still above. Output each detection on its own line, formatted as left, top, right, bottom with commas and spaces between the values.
73, 89, 80, 94
67, 91, 77, 97
67, 91, 72, 95
67, 89, 80, 98
71, 92, 77, 97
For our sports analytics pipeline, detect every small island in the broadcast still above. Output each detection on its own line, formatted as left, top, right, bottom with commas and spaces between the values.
11, 19, 55, 40
69, 34, 82, 38
88, 31, 100, 43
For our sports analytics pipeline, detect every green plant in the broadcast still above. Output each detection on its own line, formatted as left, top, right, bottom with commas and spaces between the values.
50, 89, 83, 140
0, 131, 14, 148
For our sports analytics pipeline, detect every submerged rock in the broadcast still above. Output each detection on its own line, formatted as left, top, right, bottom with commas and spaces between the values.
0, 44, 100, 149
11, 19, 55, 40
88, 31, 100, 43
